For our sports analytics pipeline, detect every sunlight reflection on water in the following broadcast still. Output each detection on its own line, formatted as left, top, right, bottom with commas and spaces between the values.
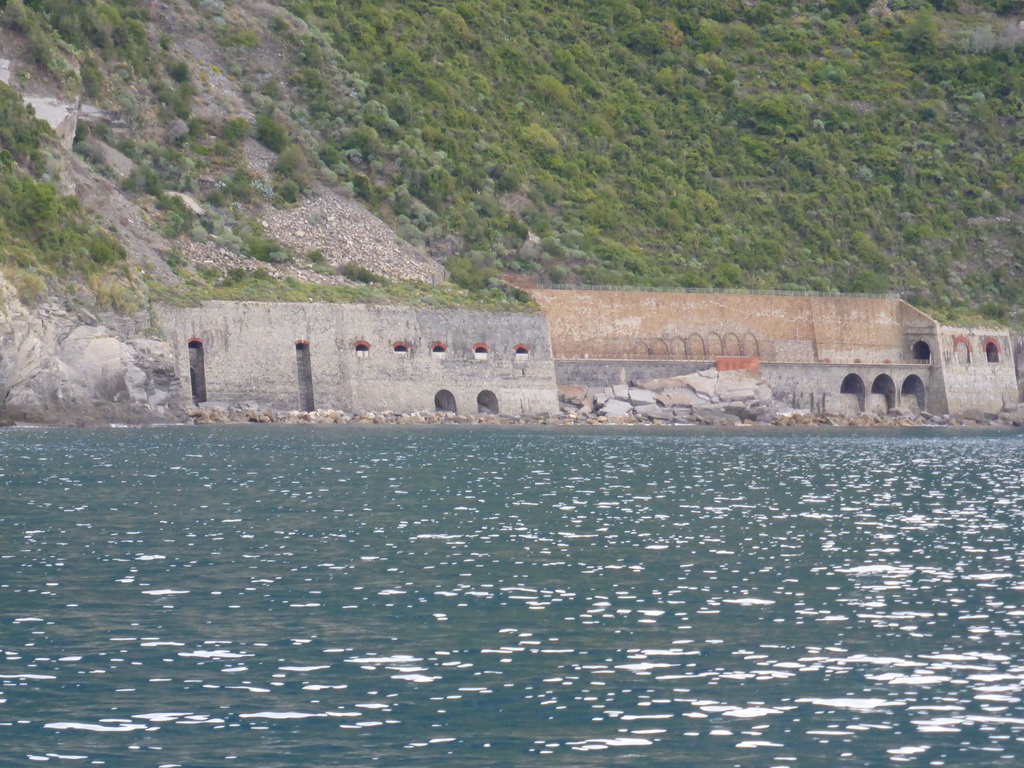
1, 426, 1023, 766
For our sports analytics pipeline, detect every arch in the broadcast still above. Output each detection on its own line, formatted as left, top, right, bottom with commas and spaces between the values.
187, 339, 207, 404
840, 373, 866, 414
671, 336, 687, 359
354, 340, 371, 358
707, 332, 723, 358
434, 389, 457, 413
740, 332, 760, 357
430, 342, 447, 359
294, 341, 315, 412
631, 341, 651, 359
911, 340, 931, 362
953, 335, 971, 365
651, 339, 669, 358
477, 390, 499, 414
870, 373, 896, 412
901, 374, 927, 413
514, 344, 530, 361
985, 337, 1000, 363
687, 334, 706, 359
472, 343, 489, 360
724, 332, 742, 356
392, 341, 410, 355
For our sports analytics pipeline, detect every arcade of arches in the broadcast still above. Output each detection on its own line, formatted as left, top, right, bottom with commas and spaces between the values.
840, 372, 927, 414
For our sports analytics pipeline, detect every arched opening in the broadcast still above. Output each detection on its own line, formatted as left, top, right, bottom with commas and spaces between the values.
295, 341, 315, 412
954, 336, 971, 365
741, 332, 760, 357
901, 374, 927, 413
839, 373, 866, 414
473, 344, 489, 361
911, 340, 931, 362
354, 341, 370, 358
707, 332, 723, 357
187, 339, 207, 404
870, 373, 896, 412
393, 341, 410, 356
724, 333, 742, 356
434, 389, 457, 413
477, 390, 499, 414
631, 341, 650, 359
431, 342, 447, 359
514, 344, 530, 362
688, 334, 706, 359
986, 339, 1000, 363
671, 337, 687, 359
651, 339, 669, 358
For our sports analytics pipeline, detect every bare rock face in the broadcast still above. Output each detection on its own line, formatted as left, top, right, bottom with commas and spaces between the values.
0, 276, 186, 425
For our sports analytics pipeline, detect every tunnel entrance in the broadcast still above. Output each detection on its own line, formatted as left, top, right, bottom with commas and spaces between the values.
901, 375, 927, 413
840, 373, 866, 414
477, 390, 499, 414
295, 342, 315, 412
871, 374, 896, 412
187, 339, 207, 404
434, 389, 457, 413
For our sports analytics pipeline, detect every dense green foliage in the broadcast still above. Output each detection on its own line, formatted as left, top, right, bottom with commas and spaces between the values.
0, 84, 129, 304
273, 0, 1024, 318
5, 0, 1024, 322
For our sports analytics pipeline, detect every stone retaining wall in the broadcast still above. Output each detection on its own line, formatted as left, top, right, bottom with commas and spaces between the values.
156, 301, 559, 416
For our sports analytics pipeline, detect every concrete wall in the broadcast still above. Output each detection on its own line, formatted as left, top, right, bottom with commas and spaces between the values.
531, 289, 917, 364
156, 302, 559, 415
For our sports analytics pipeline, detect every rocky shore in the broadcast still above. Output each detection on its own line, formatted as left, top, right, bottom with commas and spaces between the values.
185, 403, 1023, 429
182, 367, 1023, 428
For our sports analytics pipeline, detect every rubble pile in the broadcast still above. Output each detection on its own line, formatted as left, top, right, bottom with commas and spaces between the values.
558, 368, 776, 426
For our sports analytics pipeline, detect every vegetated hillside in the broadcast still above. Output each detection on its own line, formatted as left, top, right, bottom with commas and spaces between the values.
2, 0, 1024, 323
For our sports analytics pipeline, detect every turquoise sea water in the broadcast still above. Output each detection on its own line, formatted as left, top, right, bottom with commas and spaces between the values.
2, 425, 1024, 767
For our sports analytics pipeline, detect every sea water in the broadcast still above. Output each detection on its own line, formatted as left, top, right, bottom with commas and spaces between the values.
2, 425, 1024, 767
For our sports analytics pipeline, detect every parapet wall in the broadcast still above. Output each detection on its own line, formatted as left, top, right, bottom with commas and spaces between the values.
156, 302, 559, 416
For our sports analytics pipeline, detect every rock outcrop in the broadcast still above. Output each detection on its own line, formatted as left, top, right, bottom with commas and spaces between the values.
558, 367, 777, 426
0, 276, 185, 425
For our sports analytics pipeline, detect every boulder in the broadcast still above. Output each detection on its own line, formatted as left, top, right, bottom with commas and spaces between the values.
612, 384, 630, 400
628, 388, 659, 406
600, 398, 634, 417
655, 388, 706, 407
558, 385, 587, 405
693, 407, 741, 426
634, 404, 675, 421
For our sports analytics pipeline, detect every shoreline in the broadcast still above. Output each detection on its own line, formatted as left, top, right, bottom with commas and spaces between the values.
181, 404, 1023, 430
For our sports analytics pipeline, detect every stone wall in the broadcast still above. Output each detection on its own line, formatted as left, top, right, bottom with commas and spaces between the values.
761, 362, 934, 416
532, 287, 1020, 419
531, 289, 920, 364
553, 359, 712, 388
931, 325, 1019, 418
155, 302, 559, 416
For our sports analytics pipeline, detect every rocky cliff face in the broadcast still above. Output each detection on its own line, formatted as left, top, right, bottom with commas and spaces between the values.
0, 276, 185, 425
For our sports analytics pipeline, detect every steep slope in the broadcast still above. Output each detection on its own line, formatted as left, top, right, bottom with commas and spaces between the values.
1, 0, 1023, 325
